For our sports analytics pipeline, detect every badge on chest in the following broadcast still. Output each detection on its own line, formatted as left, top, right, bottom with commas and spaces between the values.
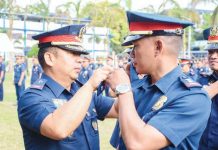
152, 95, 168, 111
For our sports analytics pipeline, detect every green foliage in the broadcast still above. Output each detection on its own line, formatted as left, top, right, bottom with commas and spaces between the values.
80, 1, 128, 54
212, 6, 218, 25
201, 13, 212, 29
28, 44, 39, 57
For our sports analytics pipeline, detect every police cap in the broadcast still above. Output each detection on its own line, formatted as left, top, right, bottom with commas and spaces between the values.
32, 24, 88, 55
122, 11, 193, 46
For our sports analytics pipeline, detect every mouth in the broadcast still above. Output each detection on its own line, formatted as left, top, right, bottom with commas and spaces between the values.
74, 68, 81, 73
209, 60, 218, 64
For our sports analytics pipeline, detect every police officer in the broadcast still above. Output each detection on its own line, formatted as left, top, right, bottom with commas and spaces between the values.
14, 53, 26, 101
30, 56, 43, 84
17, 24, 118, 150
179, 57, 198, 80
107, 11, 211, 150
78, 55, 93, 83
0, 54, 6, 101
198, 26, 218, 150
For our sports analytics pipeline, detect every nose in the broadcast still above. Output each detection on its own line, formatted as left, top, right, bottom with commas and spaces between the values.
209, 51, 218, 59
130, 49, 135, 59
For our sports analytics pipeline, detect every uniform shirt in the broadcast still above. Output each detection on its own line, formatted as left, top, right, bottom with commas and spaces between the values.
18, 73, 114, 150
14, 63, 26, 84
0, 62, 6, 81
129, 63, 139, 82
110, 66, 211, 150
188, 67, 198, 81
198, 72, 218, 150
78, 67, 93, 84
31, 64, 43, 84
88, 63, 96, 70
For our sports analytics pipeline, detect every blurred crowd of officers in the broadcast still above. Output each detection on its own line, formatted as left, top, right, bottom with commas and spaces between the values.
0, 52, 212, 102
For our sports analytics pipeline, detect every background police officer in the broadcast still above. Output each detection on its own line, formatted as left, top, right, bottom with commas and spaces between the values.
107, 11, 211, 150
78, 55, 93, 83
18, 24, 118, 150
30, 56, 43, 84
0, 54, 5, 101
198, 26, 218, 150
14, 53, 26, 101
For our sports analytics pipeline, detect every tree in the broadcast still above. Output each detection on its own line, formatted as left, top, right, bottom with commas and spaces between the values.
55, 0, 83, 24
140, 0, 180, 13
0, 0, 22, 39
28, 44, 39, 57
81, 1, 128, 53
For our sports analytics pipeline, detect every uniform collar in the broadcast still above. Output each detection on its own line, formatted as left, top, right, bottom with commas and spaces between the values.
42, 73, 68, 97
154, 66, 182, 94
212, 71, 218, 80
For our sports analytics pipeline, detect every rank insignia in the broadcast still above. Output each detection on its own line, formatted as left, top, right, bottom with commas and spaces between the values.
92, 120, 98, 131
152, 95, 168, 111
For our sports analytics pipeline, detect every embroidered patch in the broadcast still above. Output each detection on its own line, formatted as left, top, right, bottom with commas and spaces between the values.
152, 95, 168, 111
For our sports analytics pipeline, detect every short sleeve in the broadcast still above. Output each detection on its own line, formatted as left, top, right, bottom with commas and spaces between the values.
39, 66, 43, 74
18, 92, 56, 133
147, 93, 211, 147
93, 93, 114, 120
2, 63, 6, 72
21, 64, 26, 72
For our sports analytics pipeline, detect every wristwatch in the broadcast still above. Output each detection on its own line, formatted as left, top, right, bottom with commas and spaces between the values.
115, 84, 131, 96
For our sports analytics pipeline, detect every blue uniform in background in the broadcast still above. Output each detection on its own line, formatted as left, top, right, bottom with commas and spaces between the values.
88, 63, 96, 70
31, 64, 43, 84
0, 62, 5, 101
78, 67, 93, 84
110, 66, 211, 150
14, 63, 26, 101
18, 73, 114, 150
198, 72, 218, 150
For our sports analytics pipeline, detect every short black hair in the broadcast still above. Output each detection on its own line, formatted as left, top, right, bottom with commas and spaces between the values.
38, 47, 57, 69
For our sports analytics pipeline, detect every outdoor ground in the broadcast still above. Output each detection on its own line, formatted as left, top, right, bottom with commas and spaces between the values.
0, 71, 116, 150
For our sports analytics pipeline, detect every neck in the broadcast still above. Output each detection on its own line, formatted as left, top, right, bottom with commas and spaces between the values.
150, 58, 178, 84
45, 70, 73, 91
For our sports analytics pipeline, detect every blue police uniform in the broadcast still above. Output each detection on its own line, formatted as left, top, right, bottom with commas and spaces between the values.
18, 73, 114, 150
0, 61, 6, 101
18, 24, 114, 150
111, 11, 211, 149
111, 66, 211, 150
88, 63, 96, 70
14, 63, 26, 101
198, 26, 218, 150
198, 72, 218, 149
31, 64, 43, 84
78, 67, 93, 84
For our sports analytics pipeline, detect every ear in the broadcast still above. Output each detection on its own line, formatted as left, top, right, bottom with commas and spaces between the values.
44, 52, 56, 67
154, 40, 163, 57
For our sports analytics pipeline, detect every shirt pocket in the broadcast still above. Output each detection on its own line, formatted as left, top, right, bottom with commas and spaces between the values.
85, 111, 99, 136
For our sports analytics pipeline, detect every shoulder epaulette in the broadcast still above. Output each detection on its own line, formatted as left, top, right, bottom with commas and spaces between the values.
30, 79, 47, 90
180, 75, 202, 88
